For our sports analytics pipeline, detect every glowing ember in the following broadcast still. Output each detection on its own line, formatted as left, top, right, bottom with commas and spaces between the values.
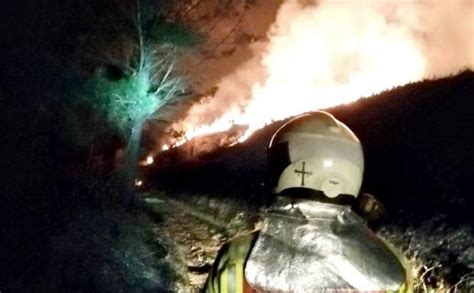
134, 179, 143, 187
161, 144, 170, 151
139, 155, 155, 166
174, 109, 243, 147
146, 156, 154, 165
166, 0, 473, 149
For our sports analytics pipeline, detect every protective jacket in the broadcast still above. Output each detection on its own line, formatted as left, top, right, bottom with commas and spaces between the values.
205, 197, 412, 293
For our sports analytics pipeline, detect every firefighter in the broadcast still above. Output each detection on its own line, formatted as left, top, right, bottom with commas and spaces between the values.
205, 111, 412, 292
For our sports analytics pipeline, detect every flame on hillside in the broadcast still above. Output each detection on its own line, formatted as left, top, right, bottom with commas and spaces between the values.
163, 0, 473, 151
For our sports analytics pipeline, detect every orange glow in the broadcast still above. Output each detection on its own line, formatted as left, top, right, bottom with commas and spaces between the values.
140, 155, 154, 166
164, 0, 472, 150
174, 108, 244, 147
146, 156, 154, 165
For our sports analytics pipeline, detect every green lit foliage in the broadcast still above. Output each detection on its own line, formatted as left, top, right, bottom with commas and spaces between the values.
77, 0, 193, 140
82, 62, 181, 139
75, 0, 192, 201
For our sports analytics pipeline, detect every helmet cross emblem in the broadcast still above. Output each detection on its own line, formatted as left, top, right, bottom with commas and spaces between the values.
294, 161, 313, 186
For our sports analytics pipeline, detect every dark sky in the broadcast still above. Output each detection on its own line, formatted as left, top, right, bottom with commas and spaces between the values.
2, 0, 63, 49
0, 0, 116, 100
1, 0, 117, 59
1, 0, 77, 84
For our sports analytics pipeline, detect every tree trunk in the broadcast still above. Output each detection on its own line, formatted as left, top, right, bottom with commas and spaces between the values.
122, 119, 145, 205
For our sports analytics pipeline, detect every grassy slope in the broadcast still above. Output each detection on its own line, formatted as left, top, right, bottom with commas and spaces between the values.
153, 70, 473, 210
151, 70, 474, 289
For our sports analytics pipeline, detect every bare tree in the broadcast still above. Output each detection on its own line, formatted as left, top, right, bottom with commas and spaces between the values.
78, 0, 190, 203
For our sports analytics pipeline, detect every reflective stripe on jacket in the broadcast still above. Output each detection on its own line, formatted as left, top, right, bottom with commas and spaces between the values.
205, 233, 257, 293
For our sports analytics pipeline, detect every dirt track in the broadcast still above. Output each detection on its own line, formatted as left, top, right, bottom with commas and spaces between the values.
142, 192, 256, 291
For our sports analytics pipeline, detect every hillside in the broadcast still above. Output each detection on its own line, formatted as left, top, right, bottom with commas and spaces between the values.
148, 70, 474, 288
152, 70, 473, 211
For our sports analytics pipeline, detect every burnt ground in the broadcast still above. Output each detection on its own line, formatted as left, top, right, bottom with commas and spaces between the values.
146, 70, 474, 291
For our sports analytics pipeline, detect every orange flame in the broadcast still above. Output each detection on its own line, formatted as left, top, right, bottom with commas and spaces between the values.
165, 0, 473, 150
140, 155, 154, 166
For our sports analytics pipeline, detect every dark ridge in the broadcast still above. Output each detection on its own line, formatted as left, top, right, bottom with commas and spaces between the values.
151, 70, 474, 219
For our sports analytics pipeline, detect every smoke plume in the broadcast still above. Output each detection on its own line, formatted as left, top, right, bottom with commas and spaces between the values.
169, 0, 473, 146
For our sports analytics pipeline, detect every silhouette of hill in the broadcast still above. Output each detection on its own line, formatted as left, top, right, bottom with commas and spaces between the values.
153, 70, 474, 218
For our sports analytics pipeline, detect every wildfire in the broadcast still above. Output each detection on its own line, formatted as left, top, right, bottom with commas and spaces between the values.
146, 156, 154, 165
134, 179, 143, 187
165, 0, 473, 150
140, 155, 155, 166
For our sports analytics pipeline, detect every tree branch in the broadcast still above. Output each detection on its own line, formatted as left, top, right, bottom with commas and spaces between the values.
136, 0, 145, 74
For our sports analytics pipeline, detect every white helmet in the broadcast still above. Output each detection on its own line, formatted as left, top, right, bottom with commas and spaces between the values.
268, 111, 364, 200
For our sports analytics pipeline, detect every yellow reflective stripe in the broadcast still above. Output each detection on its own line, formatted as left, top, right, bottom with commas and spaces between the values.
220, 267, 228, 293
228, 264, 236, 292
214, 262, 244, 293
235, 261, 244, 293
399, 281, 406, 293
209, 233, 257, 293
379, 237, 413, 293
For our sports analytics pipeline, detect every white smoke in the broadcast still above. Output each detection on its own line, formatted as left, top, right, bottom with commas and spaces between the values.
170, 0, 474, 144
409, 0, 474, 75
176, 42, 268, 128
